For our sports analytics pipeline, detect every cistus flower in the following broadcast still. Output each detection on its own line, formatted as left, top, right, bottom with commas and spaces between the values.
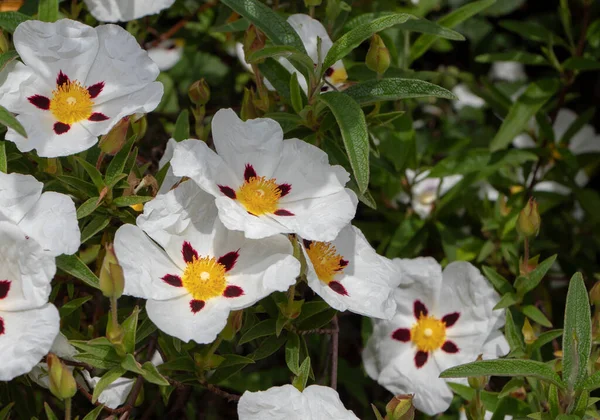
83, 0, 175, 22
157, 138, 179, 195
301, 224, 402, 319
0, 172, 79, 257
0, 221, 59, 381
397, 170, 462, 219
362, 258, 508, 415
451, 84, 485, 111
0, 19, 163, 157
147, 39, 184, 71
237, 384, 359, 419
171, 109, 357, 241
114, 180, 300, 344
490, 61, 526, 82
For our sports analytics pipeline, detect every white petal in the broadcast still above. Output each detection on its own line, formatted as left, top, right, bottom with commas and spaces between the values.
392, 257, 443, 315
0, 61, 38, 113
287, 14, 334, 64
214, 196, 288, 239
512, 133, 536, 149
452, 84, 484, 110
157, 138, 180, 194
50, 333, 78, 361
235, 42, 254, 73
146, 295, 230, 344
489, 62, 526, 82
114, 224, 187, 301
0, 304, 59, 381
0, 221, 55, 311
238, 385, 309, 419
553, 108, 578, 142
147, 40, 183, 71
0, 171, 42, 224
13, 19, 99, 86
303, 385, 360, 419
305, 225, 401, 319
439, 174, 463, 195
18, 192, 80, 257
83, 371, 134, 409
533, 181, 571, 195
85, 0, 175, 22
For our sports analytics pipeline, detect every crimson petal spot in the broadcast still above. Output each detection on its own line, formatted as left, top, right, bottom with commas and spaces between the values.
28, 95, 50, 110
53, 122, 70, 135
303, 239, 312, 249
0, 280, 10, 299
441, 341, 459, 353
274, 209, 294, 216
162, 274, 182, 287
337, 259, 349, 270
277, 183, 291, 197
218, 185, 236, 199
182, 241, 198, 263
391, 328, 411, 342
223, 285, 244, 298
442, 312, 460, 327
87, 82, 105, 99
56, 70, 69, 86
88, 112, 109, 122
413, 300, 428, 319
190, 300, 205, 313
244, 164, 257, 182
0, 317, 4, 335
415, 351, 428, 368
217, 251, 239, 272
328, 281, 348, 296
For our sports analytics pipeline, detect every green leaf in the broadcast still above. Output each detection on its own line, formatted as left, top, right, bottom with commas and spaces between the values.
0, 12, 31, 33
112, 195, 153, 207
504, 309, 524, 351
529, 329, 563, 353
56, 254, 101, 290
81, 215, 111, 244
482, 266, 514, 295
319, 92, 369, 192
0, 141, 6, 173
220, 0, 306, 53
562, 57, 600, 71
344, 78, 456, 105
121, 306, 140, 355
76, 197, 101, 219
44, 402, 59, 420
440, 359, 565, 388
494, 292, 518, 310
219, 354, 255, 368
58, 175, 98, 198
82, 404, 105, 420
410, 0, 496, 62
292, 356, 311, 391
210, 18, 250, 33
258, 58, 305, 105
521, 305, 552, 328
158, 356, 195, 372
490, 79, 559, 152
247, 45, 314, 75
248, 334, 287, 361
289, 73, 304, 114
105, 136, 135, 186
323, 14, 412, 72
0, 50, 18, 73
0, 403, 14, 420
0, 104, 27, 138
59, 296, 92, 318
514, 255, 557, 295
285, 333, 301, 375
121, 353, 145, 375
563, 272, 592, 391
475, 52, 549, 65
38, 0, 59, 22
499, 20, 566, 46
397, 17, 464, 40
173, 110, 190, 142
239, 319, 276, 345
92, 367, 127, 403
581, 371, 600, 391
75, 354, 120, 370
141, 361, 170, 386
74, 157, 105, 192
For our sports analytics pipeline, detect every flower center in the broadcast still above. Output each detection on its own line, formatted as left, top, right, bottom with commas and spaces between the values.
49, 80, 94, 124
181, 256, 227, 301
236, 176, 282, 216
305, 242, 345, 284
411, 315, 446, 352
418, 190, 437, 205
329, 67, 348, 85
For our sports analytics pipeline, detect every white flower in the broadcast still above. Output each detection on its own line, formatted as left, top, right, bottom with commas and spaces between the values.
171, 109, 357, 241
301, 224, 402, 319
114, 180, 300, 344
83, 0, 175, 22
397, 169, 462, 219
0, 221, 59, 381
236, 14, 348, 93
147, 39, 184, 71
0, 172, 79, 256
157, 138, 179, 194
490, 62, 526, 82
452, 84, 485, 110
238, 384, 359, 420
0, 19, 163, 157
362, 258, 507, 415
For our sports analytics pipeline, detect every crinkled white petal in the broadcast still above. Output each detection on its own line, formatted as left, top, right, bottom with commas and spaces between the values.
157, 138, 180, 194
303, 385, 360, 419
0, 171, 42, 224
214, 196, 289, 239
82, 370, 134, 409
0, 304, 59, 381
287, 14, 334, 65
489, 62, 526, 82
452, 84, 485, 110
392, 257, 443, 314
0, 61, 38, 113
304, 225, 401, 319
147, 40, 183, 71
481, 329, 510, 360
84, 0, 176, 22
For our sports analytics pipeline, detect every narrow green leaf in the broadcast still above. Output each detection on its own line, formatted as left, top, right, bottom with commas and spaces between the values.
82, 404, 105, 420
74, 156, 105, 192
0, 50, 18, 72
285, 332, 301, 375
529, 329, 563, 353
494, 292, 518, 310
476, 51, 549, 65
76, 197, 101, 219
0, 12, 31, 33
482, 266, 514, 295
581, 371, 600, 391
173, 110, 190, 142
440, 359, 565, 388
292, 356, 311, 391
141, 361, 170, 386
319, 92, 369, 192
92, 367, 127, 403
548, 384, 560, 418
514, 255, 556, 295
247, 45, 314, 75
44, 402, 59, 420
56, 254, 101, 290
220, 0, 306, 53
563, 272, 592, 391
410, 0, 496, 62
490, 79, 559, 152
499, 20, 566, 46
0, 141, 6, 173
258, 58, 308, 105
397, 18, 465, 40
219, 354, 255, 368
59, 296, 92, 318
562, 57, 600, 71
504, 310, 524, 351
344, 78, 456, 105
239, 319, 276, 345
521, 305, 552, 328
81, 215, 111, 244
0, 104, 26, 138
57, 175, 98, 198
0, 403, 15, 420
105, 136, 135, 186
121, 353, 145, 375
323, 14, 412, 72
38, 0, 59, 22
289, 73, 304, 114
248, 334, 287, 361
210, 18, 250, 33
122, 306, 140, 355
112, 195, 153, 207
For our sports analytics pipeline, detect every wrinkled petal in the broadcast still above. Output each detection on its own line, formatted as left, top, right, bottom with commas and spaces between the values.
157, 138, 180, 194
0, 61, 38, 113
83, 0, 175, 22
303, 385, 360, 419
393, 257, 443, 315
147, 40, 183, 71
238, 385, 308, 419
82, 370, 134, 409
0, 171, 42, 224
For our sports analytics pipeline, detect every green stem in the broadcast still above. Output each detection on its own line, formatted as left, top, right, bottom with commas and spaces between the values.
110, 296, 119, 331
64, 398, 72, 420
206, 336, 223, 359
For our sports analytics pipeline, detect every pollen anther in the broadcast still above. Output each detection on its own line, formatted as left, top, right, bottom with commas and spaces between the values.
411, 315, 446, 352
305, 242, 346, 284
49, 80, 94, 124
181, 256, 227, 301
236, 176, 282, 216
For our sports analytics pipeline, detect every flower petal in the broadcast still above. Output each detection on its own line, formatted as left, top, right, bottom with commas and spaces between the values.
147, 40, 183, 71
0, 171, 42, 225
214, 196, 288, 239
82, 371, 134, 409
287, 14, 333, 65
238, 384, 308, 419
83, 0, 176, 22
303, 385, 360, 419
392, 257, 443, 318
0, 61, 39, 113
157, 138, 180, 194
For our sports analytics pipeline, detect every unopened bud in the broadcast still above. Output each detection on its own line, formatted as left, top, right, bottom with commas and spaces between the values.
99, 117, 129, 155
243, 25, 266, 62
517, 198, 541, 237
241, 87, 259, 121
590, 281, 600, 305
0, 30, 8, 54
366, 34, 390, 75
467, 355, 487, 390
188, 79, 210, 106
47, 353, 77, 400
219, 310, 244, 341
522, 318, 536, 344
385, 394, 415, 420
130, 114, 147, 139
99, 244, 125, 299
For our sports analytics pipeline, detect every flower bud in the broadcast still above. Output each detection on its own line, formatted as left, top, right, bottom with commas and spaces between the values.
99, 116, 129, 155
366, 34, 390, 75
107, 320, 126, 357
188, 79, 211, 106
467, 355, 487, 390
522, 318, 536, 344
130, 113, 147, 139
241, 87, 259, 121
590, 281, 600, 305
47, 353, 77, 400
385, 394, 415, 420
517, 198, 541, 237
0, 30, 8, 54
219, 310, 243, 341
99, 243, 125, 299
243, 25, 266, 63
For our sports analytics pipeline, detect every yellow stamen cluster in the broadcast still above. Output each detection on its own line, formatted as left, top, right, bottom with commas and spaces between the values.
418, 190, 437, 206
305, 242, 345, 284
181, 256, 227, 301
236, 176, 282, 216
411, 315, 446, 352
329, 67, 348, 85
49, 80, 93, 124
